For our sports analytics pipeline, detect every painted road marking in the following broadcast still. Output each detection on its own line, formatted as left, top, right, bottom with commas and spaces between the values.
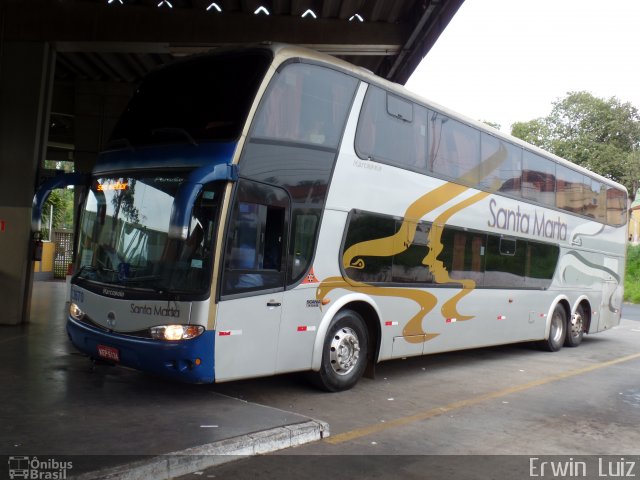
325, 351, 640, 445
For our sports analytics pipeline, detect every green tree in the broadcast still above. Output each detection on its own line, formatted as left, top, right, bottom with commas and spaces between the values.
511, 91, 640, 196
42, 188, 74, 239
511, 118, 552, 151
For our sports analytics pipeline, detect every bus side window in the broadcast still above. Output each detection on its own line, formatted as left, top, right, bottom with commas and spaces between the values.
556, 164, 585, 214
484, 235, 525, 287
522, 151, 555, 207
588, 179, 607, 222
525, 241, 559, 288
607, 186, 627, 226
342, 210, 394, 283
479, 133, 522, 196
355, 86, 425, 171
290, 213, 318, 281
222, 181, 289, 296
412, 106, 428, 171
429, 112, 480, 184
252, 63, 357, 148
439, 227, 485, 285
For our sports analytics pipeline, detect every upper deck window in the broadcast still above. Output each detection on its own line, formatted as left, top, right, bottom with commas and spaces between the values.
521, 150, 556, 207
429, 111, 480, 182
110, 51, 272, 147
251, 63, 358, 148
355, 85, 428, 171
479, 133, 522, 197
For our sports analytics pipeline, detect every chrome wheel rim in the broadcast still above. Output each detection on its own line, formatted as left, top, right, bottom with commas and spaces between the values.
570, 312, 583, 338
329, 327, 360, 376
550, 311, 564, 344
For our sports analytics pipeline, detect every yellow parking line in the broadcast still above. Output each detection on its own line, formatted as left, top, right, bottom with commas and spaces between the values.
325, 352, 640, 445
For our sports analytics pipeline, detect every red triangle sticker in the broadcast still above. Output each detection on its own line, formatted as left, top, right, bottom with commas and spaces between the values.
301, 267, 319, 284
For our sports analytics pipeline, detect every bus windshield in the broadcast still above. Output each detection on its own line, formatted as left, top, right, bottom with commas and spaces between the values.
75, 174, 223, 297
110, 50, 272, 147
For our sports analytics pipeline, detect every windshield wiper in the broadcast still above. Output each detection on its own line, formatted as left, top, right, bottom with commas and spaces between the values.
105, 137, 135, 151
151, 127, 198, 146
118, 275, 163, 288
75, 265, 97, 279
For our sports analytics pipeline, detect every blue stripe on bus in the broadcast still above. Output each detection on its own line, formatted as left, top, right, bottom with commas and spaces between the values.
67, 317, 215, 384
95, 142, 237, 173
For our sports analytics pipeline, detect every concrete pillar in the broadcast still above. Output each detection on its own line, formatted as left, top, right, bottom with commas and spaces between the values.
0, 42, 55, 325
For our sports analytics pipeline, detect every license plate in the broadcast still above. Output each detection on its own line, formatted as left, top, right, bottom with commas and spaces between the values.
97, 344, 120, 362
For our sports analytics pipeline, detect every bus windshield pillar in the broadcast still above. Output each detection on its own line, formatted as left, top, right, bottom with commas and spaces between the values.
168, 163, 238, 239
31, 172, 89, 232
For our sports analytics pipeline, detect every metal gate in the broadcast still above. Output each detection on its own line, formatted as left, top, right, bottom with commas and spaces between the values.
53, 229, 73, 279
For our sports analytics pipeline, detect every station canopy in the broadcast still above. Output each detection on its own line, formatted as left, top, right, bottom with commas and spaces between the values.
3, 0, 464, 85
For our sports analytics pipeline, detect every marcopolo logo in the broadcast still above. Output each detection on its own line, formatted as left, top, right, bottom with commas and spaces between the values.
102, 287, 125, 298
8, 456, 72, 479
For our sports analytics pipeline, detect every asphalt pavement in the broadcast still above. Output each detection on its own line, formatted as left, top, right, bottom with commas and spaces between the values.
0, 281, 327, 479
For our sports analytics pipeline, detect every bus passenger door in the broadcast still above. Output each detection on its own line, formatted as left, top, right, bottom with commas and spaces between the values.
215, 180, 289, 382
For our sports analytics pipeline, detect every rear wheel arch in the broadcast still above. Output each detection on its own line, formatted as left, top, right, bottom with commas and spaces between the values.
576, 298, 592, 333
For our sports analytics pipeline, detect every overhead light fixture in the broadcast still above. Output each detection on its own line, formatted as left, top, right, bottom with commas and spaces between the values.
301, 9, 317, 19
349, 13, 364, 22
107, 0, 123, 4
254, 6, 270, 15
206, 2, 222, 12
157, 0, 173, 8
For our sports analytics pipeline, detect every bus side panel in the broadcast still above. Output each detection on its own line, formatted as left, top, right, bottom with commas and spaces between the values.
274, 208, 349, 374
378, 288, 555, 359
214, 291, 283, 382
553, 247, 624, 332
275, 284, 323, 374
599, 254, 624, 331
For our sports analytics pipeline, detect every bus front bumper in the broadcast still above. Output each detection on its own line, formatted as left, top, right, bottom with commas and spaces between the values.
66, 317, 215, 383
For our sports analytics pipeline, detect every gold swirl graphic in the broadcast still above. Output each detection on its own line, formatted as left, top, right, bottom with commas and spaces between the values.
349, 259, 366, 270
316, 276, 439, 342
342, 183, 468, 270
422, 191, 490, 321
317, 144, 508, 343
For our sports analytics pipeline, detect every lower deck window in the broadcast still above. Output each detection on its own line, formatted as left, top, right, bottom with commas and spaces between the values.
342, 210, 559, 289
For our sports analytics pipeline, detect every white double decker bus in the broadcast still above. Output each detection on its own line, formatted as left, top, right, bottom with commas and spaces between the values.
33, 44, 627, 391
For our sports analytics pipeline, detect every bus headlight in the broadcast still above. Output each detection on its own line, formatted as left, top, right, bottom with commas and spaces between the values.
69, 302, 85, 320
150, 325, 205, 341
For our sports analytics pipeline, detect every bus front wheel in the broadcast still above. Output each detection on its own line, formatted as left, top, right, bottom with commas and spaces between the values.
314, 309, 369, 392
538, 304, 567, 352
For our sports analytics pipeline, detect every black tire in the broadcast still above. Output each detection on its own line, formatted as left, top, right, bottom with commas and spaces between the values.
313, 309, 369, 392
565, 304, 586, 347
537, 304, 567, 352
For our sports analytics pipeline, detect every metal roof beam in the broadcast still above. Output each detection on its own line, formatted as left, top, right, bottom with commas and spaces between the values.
2, 1, 406, 50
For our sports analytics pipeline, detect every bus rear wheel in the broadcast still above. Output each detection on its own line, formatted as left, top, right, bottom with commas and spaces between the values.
314, 309, 369, 392
565, 304, 586, 347
538, 304, 567, 352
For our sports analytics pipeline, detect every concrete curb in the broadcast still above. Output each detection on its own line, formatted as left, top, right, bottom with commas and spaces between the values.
73, 420, 329, 480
